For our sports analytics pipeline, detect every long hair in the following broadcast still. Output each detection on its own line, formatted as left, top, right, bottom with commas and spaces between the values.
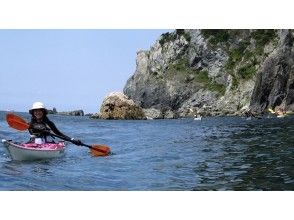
30, 109, 49, 123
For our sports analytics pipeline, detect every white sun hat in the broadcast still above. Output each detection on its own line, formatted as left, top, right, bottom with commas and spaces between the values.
29, 102, 48, 114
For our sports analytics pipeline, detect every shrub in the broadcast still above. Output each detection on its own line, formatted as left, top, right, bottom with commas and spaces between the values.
201, 29, 230, 45
251, 29, 277, 54
159, 30, 191, 46
238, 64, 256, 80
195, 70, 226, 96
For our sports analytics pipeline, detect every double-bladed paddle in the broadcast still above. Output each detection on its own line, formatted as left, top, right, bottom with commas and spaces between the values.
6, 113, 111, 157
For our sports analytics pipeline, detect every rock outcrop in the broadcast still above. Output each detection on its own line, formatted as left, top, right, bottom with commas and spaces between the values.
123, 29, 294, 118
99, 92, 146, 120
47, 107, 57, 114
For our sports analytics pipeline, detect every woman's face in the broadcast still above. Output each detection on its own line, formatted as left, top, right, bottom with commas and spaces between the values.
33, 109, 44, 120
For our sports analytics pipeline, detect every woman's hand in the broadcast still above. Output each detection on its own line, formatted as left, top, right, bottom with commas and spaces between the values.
71, 138, 82, 145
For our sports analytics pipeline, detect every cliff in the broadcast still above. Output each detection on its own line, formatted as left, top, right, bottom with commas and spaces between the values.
123, 29, 294, 118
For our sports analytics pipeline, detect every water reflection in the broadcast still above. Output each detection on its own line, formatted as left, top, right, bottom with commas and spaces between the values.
193, 117, 294, 190
0, 159, 59, 190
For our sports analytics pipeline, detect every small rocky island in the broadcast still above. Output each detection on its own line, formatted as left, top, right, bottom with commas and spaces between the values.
48, 108, 84, 116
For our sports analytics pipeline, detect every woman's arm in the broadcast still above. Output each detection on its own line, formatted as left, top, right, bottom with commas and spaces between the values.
45, 118, 82, 145
46, 119, 71, 140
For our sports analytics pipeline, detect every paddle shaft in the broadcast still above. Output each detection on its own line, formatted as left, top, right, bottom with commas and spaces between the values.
46, 131, 92, 148
47, 132, 109, 154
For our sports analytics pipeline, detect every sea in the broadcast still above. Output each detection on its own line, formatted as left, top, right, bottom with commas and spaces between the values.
0, 110, 293, 190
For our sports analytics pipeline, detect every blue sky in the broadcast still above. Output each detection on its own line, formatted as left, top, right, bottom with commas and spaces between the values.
0, 30, 171, 114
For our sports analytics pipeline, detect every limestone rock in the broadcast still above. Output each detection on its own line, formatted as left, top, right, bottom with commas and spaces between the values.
143, 108, 163, 119
100, 92, 146, 120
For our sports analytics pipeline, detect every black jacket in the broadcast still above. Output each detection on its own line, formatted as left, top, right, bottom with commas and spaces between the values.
29, 116, 69, 140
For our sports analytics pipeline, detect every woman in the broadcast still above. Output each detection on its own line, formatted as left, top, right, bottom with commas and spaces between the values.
29, 101, 82, 145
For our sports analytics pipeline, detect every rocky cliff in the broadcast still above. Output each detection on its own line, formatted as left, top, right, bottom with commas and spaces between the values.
123, 29, 294, 118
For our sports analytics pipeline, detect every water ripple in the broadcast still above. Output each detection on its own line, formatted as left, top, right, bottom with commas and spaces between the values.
0, 111, 293, 190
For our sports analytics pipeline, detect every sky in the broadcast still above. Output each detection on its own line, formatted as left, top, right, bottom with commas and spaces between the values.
0, 29, 171, 114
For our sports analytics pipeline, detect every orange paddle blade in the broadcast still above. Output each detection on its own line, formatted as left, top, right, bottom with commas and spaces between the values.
6, 113, 29, 131
90, 145, 111, 157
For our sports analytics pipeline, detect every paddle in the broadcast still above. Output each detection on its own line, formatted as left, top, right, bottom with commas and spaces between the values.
6, 113, 30, 131
6, 113, 111, 156
45, 131, 110, 157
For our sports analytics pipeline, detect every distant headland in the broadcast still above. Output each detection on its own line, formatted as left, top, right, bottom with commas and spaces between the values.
48, 108, 84, 116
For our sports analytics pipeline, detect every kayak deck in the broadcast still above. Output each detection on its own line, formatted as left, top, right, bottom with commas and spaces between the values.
2, 139, 66, 161
19, 142, 65, 150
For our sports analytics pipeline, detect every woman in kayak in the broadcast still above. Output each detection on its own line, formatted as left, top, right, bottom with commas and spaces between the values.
28, 101, 82, 145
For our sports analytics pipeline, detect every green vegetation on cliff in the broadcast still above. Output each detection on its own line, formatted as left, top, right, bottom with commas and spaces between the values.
196, 70, 226, 95
201, 29, 230, 45
159, 29, 191, 46
166, 58, 226, 96
160, 29, 278, 93
223, 30, 277, 88
251, 29, 277, 54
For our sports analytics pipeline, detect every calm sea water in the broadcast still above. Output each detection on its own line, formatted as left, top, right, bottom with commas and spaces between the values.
0, 111, 293, 190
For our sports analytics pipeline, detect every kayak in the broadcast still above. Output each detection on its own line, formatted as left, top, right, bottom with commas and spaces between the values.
1, 139, 66, 161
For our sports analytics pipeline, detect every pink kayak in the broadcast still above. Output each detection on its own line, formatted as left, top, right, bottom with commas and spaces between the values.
2, 139, 66, 161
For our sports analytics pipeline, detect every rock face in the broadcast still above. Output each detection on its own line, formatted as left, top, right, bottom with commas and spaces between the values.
123, 29, 294, 117
99, 92, 146, 120
250, 30, 294, 114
